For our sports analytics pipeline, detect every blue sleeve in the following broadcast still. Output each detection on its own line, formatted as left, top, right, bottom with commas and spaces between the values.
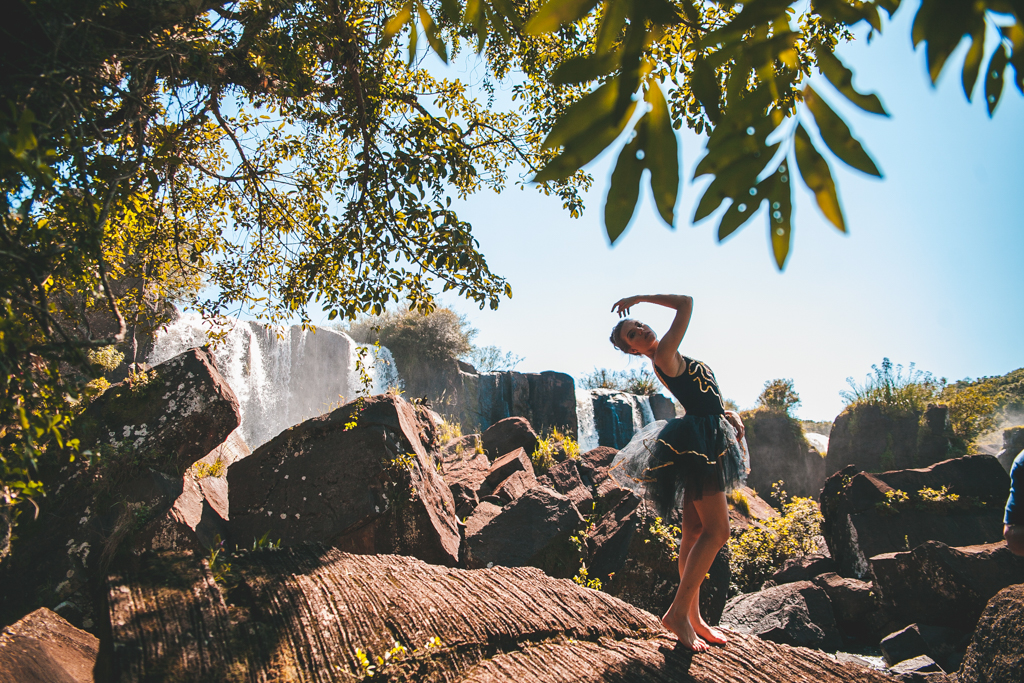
1005, 451, 1024, 526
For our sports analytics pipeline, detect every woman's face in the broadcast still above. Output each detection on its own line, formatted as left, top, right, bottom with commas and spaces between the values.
622, 320, 657, 355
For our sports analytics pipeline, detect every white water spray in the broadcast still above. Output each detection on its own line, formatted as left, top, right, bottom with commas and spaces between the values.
575, 389, 599, 452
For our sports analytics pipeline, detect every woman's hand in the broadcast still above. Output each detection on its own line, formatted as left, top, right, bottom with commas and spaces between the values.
611, 296, 642, 317
725, 410, 745, 440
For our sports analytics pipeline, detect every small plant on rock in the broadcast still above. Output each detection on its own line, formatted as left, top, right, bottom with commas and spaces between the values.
727, 489, 750, 516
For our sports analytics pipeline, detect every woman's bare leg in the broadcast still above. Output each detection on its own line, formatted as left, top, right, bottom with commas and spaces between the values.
661, 490, 731, 650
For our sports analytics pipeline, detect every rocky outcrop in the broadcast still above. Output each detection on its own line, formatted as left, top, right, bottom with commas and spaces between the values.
826, 403, 955, 475
100, 546, 893, 682
459, 370, 578, 439
721, 580, 843, 651
997, 425, 1024, 472
818, 456, 1008, 579
769, 554, 837, 585
958, 582, 1024, 683
648, 394, 679, 421
726, 485, 779, 531
228, 394, 460, 566
590, 389, 648, 449
481, 417, 539, 460
743, 409, 826, 501
439, 435, 490, 516
811, 572, 887, 643
0, 347, 241, 631
0, 607, 98, 683
870, 540, 1024, 630
880, 623, 968, 673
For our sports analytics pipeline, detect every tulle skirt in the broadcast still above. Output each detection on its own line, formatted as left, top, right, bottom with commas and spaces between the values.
609, 415, 749, 516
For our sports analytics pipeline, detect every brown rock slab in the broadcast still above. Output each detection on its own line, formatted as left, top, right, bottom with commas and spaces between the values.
481, 416, 538, 460
102, 546, 895, 682
0, 607, 98, 683
484, 447, 534, 488
492, 470, 537, 504
811, 572, 886, 642
958, 582, 1024, 683
721, 580, 843, 651
543, 459, 594, 510
870, 540, 1024, 630
228, 394, 460, 566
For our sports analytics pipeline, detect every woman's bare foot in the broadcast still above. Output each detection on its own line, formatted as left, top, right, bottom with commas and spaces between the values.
662, 609, 710, 652
692, 619, 728, 645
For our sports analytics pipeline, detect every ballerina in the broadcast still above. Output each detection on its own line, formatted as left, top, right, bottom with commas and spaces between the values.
609, 293, 748, 652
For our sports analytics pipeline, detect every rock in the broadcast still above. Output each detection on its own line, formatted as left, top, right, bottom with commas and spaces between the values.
958, 583, 1024, 683
726, 486, 779, 531
101, 546, 896, 682
492, 470, 537, 504
191, 429, 250, 521
818, 456, 1009, 579
543, 459, 594, 509
870, 540, 1024, 630
481, 417, 539, 460
465, 488, 583, 578
464, 501, 503, 537
228, 394, 461, 566
586, 489, 642, 583
811, 572, 885, 642
996, 425, 1024, 473
590, 389, 644, 449
0, 607, 98, 683
484, 447, 535, 487
648, 394, 679, 421
826, 403, 955, 476
580, 446, 619, 469
0, 347, 241, 630
743, 409, 827, 501
881, 624, 933, 667
721, 580, 843, 651
770, 554, 838, 584
890, 655, 943, 676
439, 435, 490, 515
462, 371, 578, 440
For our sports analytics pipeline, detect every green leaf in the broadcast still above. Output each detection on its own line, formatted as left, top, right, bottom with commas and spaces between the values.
692, 148, 776, 222
961, 26, 986, 101
644, 81, 679, 227
542, 79, 618, 150
701, 0, 794, 47
985, 43, 1009, 116
595, 0, 628, 54
605, 128, 646, 244
490, 0, 524, 28
804, 86, 881, 177
691, 57, 722, 123
526, 0, 601, 35
418, 4, 449, 63
440, 0, 461, 23
716, 195, 758, 241
551, 51, 621, 85
695, 125, 777, 178
642, 0, 683, 25
814, 46, 888, 116
384, 2, 413, 43
793, 123, 845, 233
533, 101, 637, 183
759, 163, 794, 270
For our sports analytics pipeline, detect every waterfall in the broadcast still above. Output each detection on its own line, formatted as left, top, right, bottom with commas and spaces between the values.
575, 389, 599, 452
148, 313, 399, 448
635, 395, 655, 431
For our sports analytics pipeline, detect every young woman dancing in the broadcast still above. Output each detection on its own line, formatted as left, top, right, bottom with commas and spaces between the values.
609, 293, 748, 652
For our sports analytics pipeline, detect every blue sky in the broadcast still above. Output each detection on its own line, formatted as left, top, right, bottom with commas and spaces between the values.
425, 4, 1023, 421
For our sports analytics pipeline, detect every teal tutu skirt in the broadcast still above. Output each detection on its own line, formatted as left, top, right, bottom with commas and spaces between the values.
609, 415, 749, 516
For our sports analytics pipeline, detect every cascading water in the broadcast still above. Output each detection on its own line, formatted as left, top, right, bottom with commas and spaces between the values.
575, 389, 600, 452
634, 395, 655, 432
148, 313, 400, 448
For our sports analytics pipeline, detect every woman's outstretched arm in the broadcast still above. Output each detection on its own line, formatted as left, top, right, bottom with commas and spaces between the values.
611, 294, 693, 373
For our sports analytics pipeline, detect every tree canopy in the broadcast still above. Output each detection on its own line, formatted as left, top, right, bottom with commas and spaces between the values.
1, 0, 1021, 557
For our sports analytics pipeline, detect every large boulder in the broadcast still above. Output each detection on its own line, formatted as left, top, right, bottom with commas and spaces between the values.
439, 434, 491, 516
818, 456, 1008, 578
228, 394, 461, 566
648, 394, 679, 421
826, 403, 955, 476
0, 607, 98, 683
958, 583, 1024, 683
100, 546, 895, 682
743, 409, 827, 502
812, 572, 889, 643
721, 580, 843, 651
464, 487, 583, 577
0, 347, 241, 630
869, 540, 1024, 630
481, 417, 539, 460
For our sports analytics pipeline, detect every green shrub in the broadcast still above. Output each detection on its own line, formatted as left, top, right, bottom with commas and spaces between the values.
841, 358, 944, 417
727, 489, 750, 516
727, 494, 823, 593
757, 378, 801, 415
580, 367, 659, 395
465, 345, 524, 372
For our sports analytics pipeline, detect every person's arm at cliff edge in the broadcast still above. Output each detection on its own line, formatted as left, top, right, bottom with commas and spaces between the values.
1004, 452, 1024, 556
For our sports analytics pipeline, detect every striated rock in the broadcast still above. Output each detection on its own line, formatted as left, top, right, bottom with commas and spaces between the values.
818, 456, 1008, 579
484, 447, 535, 489
465, 488, 583, 577
870, 540, 1024, 630
581, 446, 619, 469
958, 582, 1024, 683
542, 459, 594, 510
826, 403, 955, 476
101, 546, 893, 682
770, 554, 837, 585
721, 580, 843, 651
743, 409, 827, 501
228, 394, 460, 566
481, 417, 539, 461
0, 607, 98, 683
0, 348, 240, 630
491, 470, 537, 504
